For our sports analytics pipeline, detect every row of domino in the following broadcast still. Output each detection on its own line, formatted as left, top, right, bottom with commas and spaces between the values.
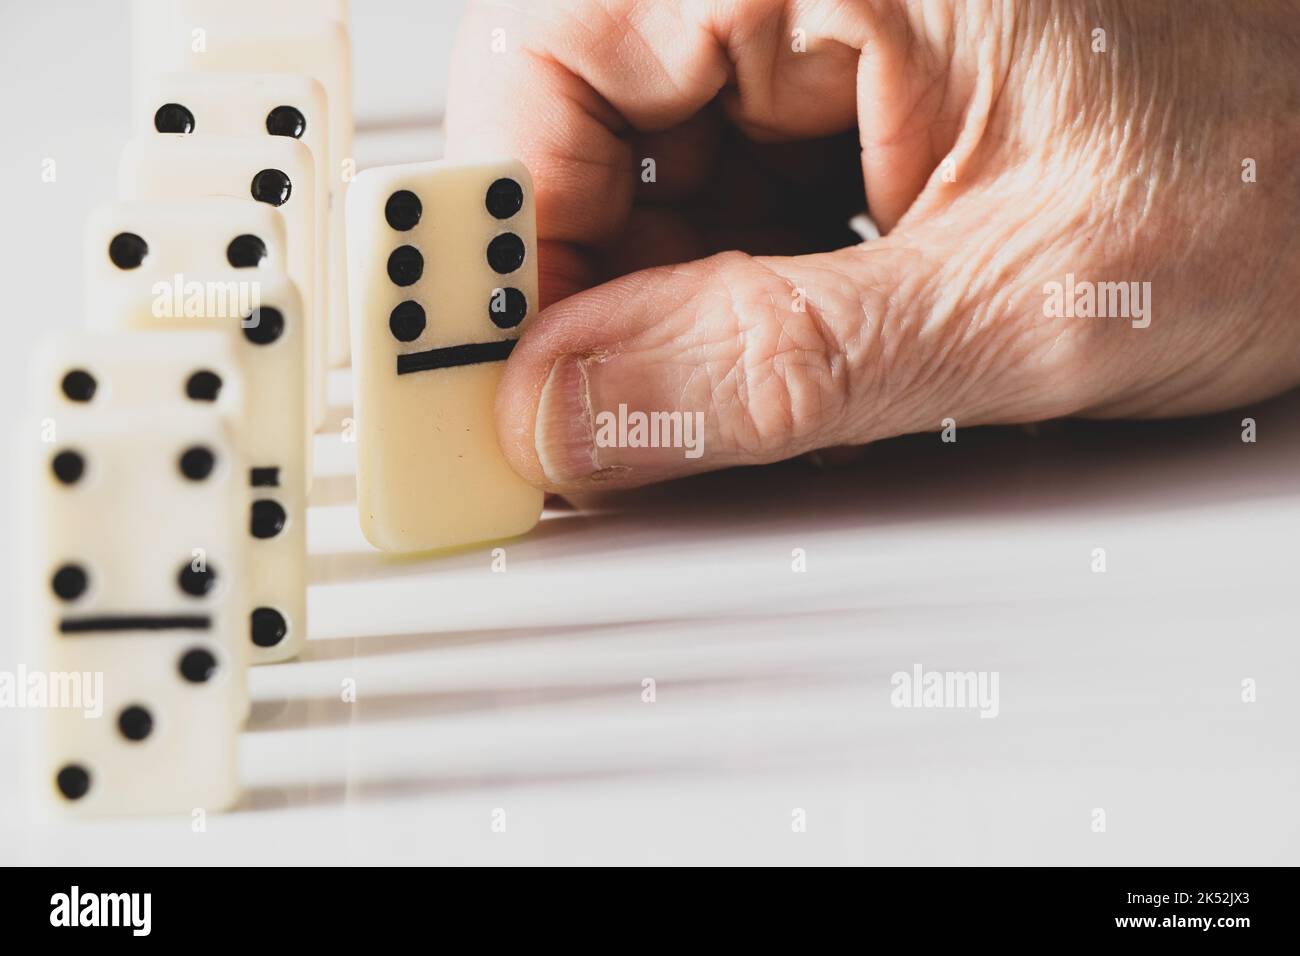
25, 0, 355, 817
26, 0, 543, 816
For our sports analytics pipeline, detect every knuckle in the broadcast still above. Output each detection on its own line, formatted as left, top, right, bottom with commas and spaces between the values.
698, 253, 854, 458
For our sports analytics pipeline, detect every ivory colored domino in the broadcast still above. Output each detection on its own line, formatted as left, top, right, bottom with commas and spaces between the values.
82, 197, 311, 490
347, 160, 544, 552
130, 0, 353, 367
117, 133, 322, 430
131, 0, 350, 64
135, 72, 331, 430
94, 272, 309, 664
27, 333, 248, 815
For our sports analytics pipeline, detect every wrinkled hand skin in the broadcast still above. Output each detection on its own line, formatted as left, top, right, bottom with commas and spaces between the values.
444, 0, 1300, 492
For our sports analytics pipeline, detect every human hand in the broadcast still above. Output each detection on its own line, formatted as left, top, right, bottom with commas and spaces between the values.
445, 0, 1300, 492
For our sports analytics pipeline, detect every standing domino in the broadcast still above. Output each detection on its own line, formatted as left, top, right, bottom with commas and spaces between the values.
117, 133, 322, 429
92, 274, 309, 664
130, 0, 353, 366
83, 197, 308, 489
27, 333, 248, 815
134, 73, 330, 428
347, 160, 544, 552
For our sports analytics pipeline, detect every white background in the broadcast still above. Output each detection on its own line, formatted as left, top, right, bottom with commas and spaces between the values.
1, 0, 1297, 865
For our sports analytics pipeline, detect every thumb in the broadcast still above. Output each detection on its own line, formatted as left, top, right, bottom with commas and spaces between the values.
496, 234, 1067, 492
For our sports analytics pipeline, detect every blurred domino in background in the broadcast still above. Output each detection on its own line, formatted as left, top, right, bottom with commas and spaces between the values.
117, 133, 320, 431
133, 72, 332, 430
131, 0, 355, 370
91, 273, 309, 665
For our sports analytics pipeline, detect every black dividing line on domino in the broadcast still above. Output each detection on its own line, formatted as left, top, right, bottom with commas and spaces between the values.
396, 339, 518, 375
60, 615, 212, 634
250, 467, 281, 487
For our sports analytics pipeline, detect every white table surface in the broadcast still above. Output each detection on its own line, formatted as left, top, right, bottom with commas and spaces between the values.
1, 0, 1296, 866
